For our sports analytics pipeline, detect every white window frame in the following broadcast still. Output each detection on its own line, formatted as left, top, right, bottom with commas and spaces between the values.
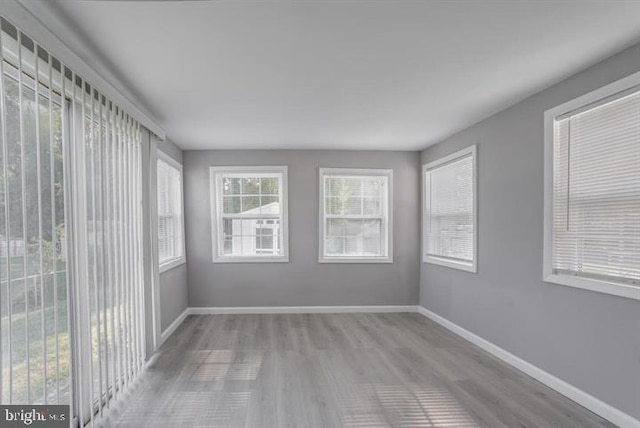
209, 165, 289, 263
543, 71, 640, 301
422, 145, 478, 273
318, 168, 393, 264
157, 151, 186, 273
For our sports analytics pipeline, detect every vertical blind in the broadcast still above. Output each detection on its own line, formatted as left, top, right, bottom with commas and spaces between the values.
552, 89, 640, 285
157, 158, 182, 265
424, 153, 474, 264
0, 17, 70, 406
0, 15, 147, 427
322, 173, 389, 258
72, 70, 145, 427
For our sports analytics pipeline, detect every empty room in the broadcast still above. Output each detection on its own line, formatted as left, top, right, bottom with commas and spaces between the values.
0, 1, 638, 427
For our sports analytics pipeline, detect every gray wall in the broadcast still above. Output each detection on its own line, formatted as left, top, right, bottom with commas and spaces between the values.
184, 150, 420, 307
157, 139, 189, 331
420, 42, 640, 418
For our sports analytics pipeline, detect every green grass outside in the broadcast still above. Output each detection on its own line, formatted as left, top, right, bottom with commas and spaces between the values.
1, 298, 70, 404
2, 260, 135, 406
1, 269, 70, 404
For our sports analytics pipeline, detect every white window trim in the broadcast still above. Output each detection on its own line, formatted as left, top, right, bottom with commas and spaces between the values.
157, 150, 186, 273
543, 71, 640, 301
209, 165, 289, 263
318, 167, 394, 264
422, 145, 478, 273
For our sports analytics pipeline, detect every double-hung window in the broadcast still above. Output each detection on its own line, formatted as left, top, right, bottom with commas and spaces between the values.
210, 166, 289, 262
319, 168, 393, 263
423, 146, 477, 272
157, 151, 185, 272
544, 72, 640, 300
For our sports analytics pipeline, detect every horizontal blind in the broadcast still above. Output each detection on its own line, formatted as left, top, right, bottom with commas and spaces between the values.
323, 175, 388, 257
552, 89, 640, 285
425, 155, 474, 262
157, 163, 170, 261
157, 159, 182, 264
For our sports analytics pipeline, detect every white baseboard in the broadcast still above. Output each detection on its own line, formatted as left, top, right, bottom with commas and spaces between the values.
159, 307, 190, 346
417, 306, 639, 428
189, 305, 418, 315
158, 305, 416, 346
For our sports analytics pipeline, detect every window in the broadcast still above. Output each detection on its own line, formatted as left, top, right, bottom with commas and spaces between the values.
319, 168, 393, 263
544, 72, 640, 300
210, 166, 289, 262
157, 152, 185, 272
423, 146, 477, 272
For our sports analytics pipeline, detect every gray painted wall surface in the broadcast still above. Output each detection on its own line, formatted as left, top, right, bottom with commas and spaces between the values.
183, 150, 420, 307
157, 139, 189, 331
420, 42, 640, 418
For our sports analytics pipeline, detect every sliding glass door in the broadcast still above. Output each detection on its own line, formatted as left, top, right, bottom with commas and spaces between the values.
0, 18, 71, 406
0, 16, 147, 427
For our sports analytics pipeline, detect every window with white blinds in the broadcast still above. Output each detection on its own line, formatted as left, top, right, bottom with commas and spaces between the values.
0, 15, 147, 426
319, 168, 393, 263
423, 146, 477, 272
210, 166, 289, 262
544, 73, 640, 300
157, 153, 184, 271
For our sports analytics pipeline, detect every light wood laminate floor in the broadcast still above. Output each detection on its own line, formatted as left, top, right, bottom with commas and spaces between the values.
103, 313, 615, 428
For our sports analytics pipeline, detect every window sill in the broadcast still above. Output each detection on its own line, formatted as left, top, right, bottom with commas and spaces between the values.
212, 256, 289, 263
424, 256, 477, 273
159, 257, 186, 273
544, 273, 640, 301
318, 256, 393, 264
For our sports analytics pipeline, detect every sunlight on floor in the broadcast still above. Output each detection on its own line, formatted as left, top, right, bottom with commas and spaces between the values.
341, 383, 480, 428
116, 391, 251, 428
188, 350, 265, 382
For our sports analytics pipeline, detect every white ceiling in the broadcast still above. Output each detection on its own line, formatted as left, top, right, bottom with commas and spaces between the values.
31, 0, 640, 150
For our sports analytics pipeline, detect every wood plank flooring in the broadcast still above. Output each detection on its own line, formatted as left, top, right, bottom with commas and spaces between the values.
102, 313, 616, 428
